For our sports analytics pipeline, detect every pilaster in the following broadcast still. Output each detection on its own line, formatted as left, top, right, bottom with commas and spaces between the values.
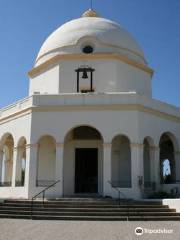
103, 143, 112, 197
56, 143, 64, 196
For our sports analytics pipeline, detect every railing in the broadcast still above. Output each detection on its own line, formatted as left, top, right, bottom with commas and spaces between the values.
31, 180, 60, 219
36, 180, 57, 187
108, 181, 130, 221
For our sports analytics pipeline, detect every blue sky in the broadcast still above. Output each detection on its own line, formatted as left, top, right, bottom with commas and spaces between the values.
0, 0, 180, 108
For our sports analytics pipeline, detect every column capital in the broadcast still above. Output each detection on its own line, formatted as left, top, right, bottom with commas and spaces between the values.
103, 143, 112, 148
56, 143, 64, 148
130, 143, 144, 148
25, 143, 39, 149
14, 146, 25, 151
13, 147, 18, 152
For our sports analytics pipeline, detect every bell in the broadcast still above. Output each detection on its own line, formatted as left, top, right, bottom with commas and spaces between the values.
82, 69, 88, 79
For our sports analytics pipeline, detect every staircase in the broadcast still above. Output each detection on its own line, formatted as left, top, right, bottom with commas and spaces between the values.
0, 198, 179, 221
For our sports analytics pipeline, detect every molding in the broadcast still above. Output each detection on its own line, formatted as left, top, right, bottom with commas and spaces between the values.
56, 143, 64, 148
14, 146, 26, 150
149, 145, 159, 150
28, 53, 154, 78
1, 103, 180, 126
103, 143, 112, 148
131, 143, 144, 148
25, 143, 38, 149
0, 108, 32, 125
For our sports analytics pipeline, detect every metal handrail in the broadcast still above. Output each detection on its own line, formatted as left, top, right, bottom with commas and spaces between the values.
108, 181, 130, 221
31, 180, 60, 219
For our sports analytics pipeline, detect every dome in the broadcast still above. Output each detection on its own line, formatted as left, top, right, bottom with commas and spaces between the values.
35, 10, 146, 66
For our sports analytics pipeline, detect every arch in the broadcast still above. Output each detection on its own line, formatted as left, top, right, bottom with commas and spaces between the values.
159, 133, 176, 184
63, 125, 103, 195
15, 137, 27, 186
0, 133, 14, 150
0, 133, 14, 186
64, 124, 104, 143
37, 135, 56, 186
111, 134, 131, 188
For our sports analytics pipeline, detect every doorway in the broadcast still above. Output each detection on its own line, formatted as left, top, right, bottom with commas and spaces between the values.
75, 148, 98, 193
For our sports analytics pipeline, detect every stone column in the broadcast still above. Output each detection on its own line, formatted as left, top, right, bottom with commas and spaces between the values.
56, 143, 64, 197
12, 147, 18, 187
25, 143, 38, 198
103, 143, 112, 197
153, 146, 160, 190
0, 150, 3, 182
175, 150, 180, 182
1, 150, 5, 183
131, 143, 144, 199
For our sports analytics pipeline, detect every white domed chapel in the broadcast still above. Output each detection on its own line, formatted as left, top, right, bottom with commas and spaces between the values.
0, 9, 180, 199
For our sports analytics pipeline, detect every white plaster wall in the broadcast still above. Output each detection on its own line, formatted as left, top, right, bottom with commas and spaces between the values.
29, 65, 59, 95
29, 109, 139, 198
59, 60, 151, 96
59, 60, 117, 93
111, 136, 131, 187
37, 136, 56, 182
30, 59, 151, 96
163, 199, 180, 212
138, 111, 180, 147
116, 61, 151, 97
30, 110, 139, 144
0, 114, 32, 149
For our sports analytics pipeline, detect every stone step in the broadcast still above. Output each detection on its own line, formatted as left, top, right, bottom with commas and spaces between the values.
0, 210, 179, 217
0, 214, 179, 221
0, 203, 170, 208
0, 206, 175, 212
0, 198, 177, 221
4, 199, 163, 205
4, 200, 163, 205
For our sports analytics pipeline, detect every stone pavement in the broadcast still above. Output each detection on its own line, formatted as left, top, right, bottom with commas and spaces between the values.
0, 219, 179, 240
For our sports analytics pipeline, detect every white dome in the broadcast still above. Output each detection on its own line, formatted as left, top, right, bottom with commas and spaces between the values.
35, 10, 146, 66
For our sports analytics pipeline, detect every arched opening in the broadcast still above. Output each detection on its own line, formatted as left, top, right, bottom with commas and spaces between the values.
37, 135, 56, 187
15, 137, 27, 186
143, 138, 151, 187
63, 126, 103, 195
0, 134, 14, 186
111, 135, 131, 188
159, 133, 175, 184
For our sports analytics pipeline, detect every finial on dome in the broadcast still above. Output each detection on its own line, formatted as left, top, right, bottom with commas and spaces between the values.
82, 9, 100, 18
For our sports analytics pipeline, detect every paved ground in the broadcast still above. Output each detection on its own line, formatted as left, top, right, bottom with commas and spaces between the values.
0, 219, 179, 240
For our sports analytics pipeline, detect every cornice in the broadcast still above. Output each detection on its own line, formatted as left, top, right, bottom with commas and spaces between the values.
28, 53, 154, 78
0, 103, 180, 125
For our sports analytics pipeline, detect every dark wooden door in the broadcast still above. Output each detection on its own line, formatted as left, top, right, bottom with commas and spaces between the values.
75, 148, 98, 193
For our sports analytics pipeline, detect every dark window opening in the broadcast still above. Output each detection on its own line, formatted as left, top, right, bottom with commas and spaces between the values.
83, 46, 94, 54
